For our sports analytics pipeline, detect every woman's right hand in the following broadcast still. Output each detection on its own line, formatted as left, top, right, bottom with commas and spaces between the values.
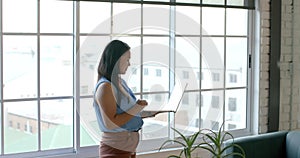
136, 99, 148, 106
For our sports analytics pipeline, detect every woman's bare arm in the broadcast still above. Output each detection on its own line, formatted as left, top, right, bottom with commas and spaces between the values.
140, 110, 169, 118
95, 82, 147, 130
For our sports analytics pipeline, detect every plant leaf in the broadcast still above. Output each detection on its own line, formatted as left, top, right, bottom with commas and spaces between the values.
190, 132, 200, 143
221, 131, 234, 144
204, 133, 218, 146
168, 155, 181, 158
159, 139, 186, 151
159, 140, 176, 150
172, 127, 188, 143
198, 146, 217, 156
221, 144, 245, 158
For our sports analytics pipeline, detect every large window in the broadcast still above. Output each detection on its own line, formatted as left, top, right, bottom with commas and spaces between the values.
0, 0, 255, 157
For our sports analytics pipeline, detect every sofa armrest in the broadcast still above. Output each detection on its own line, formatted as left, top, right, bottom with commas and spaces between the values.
286, 131, 300, 158
226, 131, 288, 158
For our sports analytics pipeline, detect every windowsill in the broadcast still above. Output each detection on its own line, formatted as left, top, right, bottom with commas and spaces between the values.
0, 129, 254, 158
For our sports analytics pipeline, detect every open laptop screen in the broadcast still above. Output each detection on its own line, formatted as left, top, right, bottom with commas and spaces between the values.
143, 82, 188, 113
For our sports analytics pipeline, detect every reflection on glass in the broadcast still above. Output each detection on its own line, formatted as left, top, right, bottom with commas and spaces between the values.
80, 36, 110, 96
80, 2, 111, 34
202, 0, 224, 5
142, 63, 169, 93
142, 94, 169, 140
113, 3, 141, 34
40, 0, 73, 33
176, 6, 200, 35
176, 0, 200, 4
4, 101, 38, 154
202, 37, 224, 89
117, 37, 142, 93
225, 89, 246, 130
226, 37, 247, 88
143, 37, 169, 92
202, 7, 225, 35
226, 9, 248, 35
175, 92, 200, 135
176, 37, 200, 90
201, 90, 223, 130
80, 98, 99, 147
143, 5, 169, 35
227, 0, 245, 6
41, 99, 73, 150
142, 113, 169, 140
40, 36, 73, 97
143, 93, 169, 111
3, 0, 37, 33
3, 36, 37, 99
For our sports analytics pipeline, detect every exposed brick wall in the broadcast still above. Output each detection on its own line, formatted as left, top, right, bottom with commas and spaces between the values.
280, 0, 293, 130
259, 0, 271, 133
294, 0, 300, 130
259, 0, 300, 133
279, 0, 300, 130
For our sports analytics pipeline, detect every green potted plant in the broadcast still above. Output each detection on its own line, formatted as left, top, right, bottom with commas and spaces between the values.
159, 123, 245, 158
159, 127, 203, 158
197, 123, 245, 158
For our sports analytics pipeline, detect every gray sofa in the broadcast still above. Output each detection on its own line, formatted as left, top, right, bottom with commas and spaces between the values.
226, 130, 300, 158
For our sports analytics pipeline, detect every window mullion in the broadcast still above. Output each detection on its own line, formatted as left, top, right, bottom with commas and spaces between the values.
222, 8, 227, 131
0, 0, 4, 154
248, 9, 259, 134
140, 2, 144, 100
71, 0, 255, 9
199, 6, 203, 130
169, 3, 175, 139
37, 0, 42, 152
73, 1, 80, 151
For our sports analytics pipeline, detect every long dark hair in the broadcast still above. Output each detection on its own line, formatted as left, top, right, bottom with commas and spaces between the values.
97, 40, 130, 84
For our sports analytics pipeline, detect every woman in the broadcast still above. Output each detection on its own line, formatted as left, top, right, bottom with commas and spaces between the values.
93, 40, 157, 158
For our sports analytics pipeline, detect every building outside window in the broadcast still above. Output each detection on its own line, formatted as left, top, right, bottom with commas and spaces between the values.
9, 121, 13, 128
211, 95, 220, 108
30, 126, 33, 133
211, 121, 220, 131
131, 86, 137, 92
132, 67, 137, 74
156, 69, 161, 77
212, 72, 220, 82
144, 68, 149, 75
229, 73, 237, 83
17, 123, 20, 130
228, 97, 237, 111
228, 123, 237, 130
196, 94, 203, 107
182, 94, 189, 105
80, 85, 89, 95
155, 94, 162, 102
183, 70, 189, 79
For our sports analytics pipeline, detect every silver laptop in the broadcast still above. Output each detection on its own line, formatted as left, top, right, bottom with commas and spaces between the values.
143, 82, 188, 113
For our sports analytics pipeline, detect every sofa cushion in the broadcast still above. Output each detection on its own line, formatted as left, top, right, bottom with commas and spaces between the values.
286, 131, 300, 158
